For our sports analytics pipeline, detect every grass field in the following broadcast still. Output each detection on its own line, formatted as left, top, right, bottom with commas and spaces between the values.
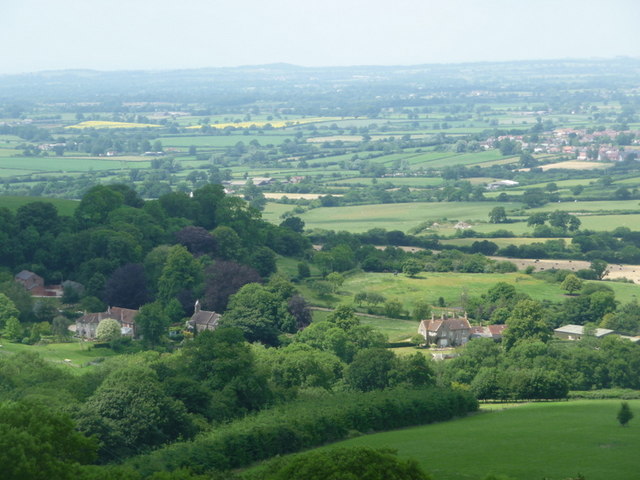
0, 195, 78, 215
309, 271, 640, 311
290, 201, 523, 233
322, 400, 640, 480
0, 340, 117, 371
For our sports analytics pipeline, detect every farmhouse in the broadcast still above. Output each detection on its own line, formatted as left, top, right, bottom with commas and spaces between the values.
553, 324, 614, 341
186, 300, 220, 333
418, 313, 471, 347
76, 306, 139, 339
14, 270, 63, 297
15, 270, 44, 291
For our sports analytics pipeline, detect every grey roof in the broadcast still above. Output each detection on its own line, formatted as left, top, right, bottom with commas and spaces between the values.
554, 324, 614, 338
188, 310, 220, 328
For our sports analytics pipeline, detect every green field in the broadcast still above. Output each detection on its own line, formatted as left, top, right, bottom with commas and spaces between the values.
324, 400, 640, 480
312, 271, 640, 311
290, 201, 523, 233
0, 195, 78, 215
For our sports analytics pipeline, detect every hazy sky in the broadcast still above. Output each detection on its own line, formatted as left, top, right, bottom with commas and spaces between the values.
2, 0, 639, 74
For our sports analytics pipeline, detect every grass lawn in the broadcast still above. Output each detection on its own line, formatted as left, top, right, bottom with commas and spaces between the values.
0, 340, 117, 371
326, 400, 640, 480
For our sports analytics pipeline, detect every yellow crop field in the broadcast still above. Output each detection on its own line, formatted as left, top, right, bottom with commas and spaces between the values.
185, 117, 352, 130
65, 121, 162, 129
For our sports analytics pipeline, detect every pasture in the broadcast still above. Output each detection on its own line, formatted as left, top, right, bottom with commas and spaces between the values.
327, 400, 640, 480
310, 271, 640, 310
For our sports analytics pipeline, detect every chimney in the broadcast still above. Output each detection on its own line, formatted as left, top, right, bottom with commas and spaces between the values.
194, 299, 201, 314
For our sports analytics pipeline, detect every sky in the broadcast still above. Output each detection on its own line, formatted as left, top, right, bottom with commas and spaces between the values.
2, 0, 639, 74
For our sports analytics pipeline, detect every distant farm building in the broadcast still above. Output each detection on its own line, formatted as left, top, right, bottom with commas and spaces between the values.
418, 313, 471, 347
553, 324, 615, 341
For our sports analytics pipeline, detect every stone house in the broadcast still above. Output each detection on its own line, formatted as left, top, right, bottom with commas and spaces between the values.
418, 313, 471, 347
186, 300, 220, 333
75, 306, 139, 339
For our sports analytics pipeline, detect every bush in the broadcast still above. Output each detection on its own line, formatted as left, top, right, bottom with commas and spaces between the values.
129, 387, 478, 476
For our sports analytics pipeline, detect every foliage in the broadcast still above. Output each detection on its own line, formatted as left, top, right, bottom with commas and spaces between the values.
128, 387, 477, 475
95, 318, 122, 342
245, 447, 432, 480
0, 399, 97, 480
617, 401, 633, 427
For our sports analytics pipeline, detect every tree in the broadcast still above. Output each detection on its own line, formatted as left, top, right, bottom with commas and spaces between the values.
326, 272, 345, 293
489, 206, 507, 224
257, 446, 431, 480
221, 283, 295, 345
0, 400, 97, 480
4, 316, 22, 341
412, 300, 432, 321
402, 259, 422, 277
590, 259, 609, 280
175, 226, 216, 256
618, 401, 633, 427
203, 260, 261, 312
326, 304, 359, 331
103, 263, 150, 309
346, 348, 396, 391
384, 298, 404, 318
75, 185, 124, 228
95, 318, 122, 342
135, 301, 170, 346
503, 299, 551, 350
280, 216, 305, 233
76, 366, 193, 461
561, 274, 583, 295
0, 292, 19, 328
157, 245, 202, 304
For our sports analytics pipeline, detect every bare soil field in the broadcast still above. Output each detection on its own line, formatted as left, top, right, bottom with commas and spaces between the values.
264, 193, 343, 199
489, 256, 640, 283
538, 160, 613, 171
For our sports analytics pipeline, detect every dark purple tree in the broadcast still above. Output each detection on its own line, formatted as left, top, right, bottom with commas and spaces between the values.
102, 263, 150, 309
175, 226, 217, 257
288, 294, 312, 330
203, 260, 261, 312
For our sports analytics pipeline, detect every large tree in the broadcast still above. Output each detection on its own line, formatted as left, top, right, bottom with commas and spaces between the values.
102, 263, 150, 309
0, 400, 97, 480
203, 260, 261, 312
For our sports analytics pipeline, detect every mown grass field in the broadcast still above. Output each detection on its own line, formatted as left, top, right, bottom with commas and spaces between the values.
322, 400, 640, 480
0, 340, 117, 371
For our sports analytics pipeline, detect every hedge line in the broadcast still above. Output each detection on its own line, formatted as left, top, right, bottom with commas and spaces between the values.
569, 389, 640, 400
129, 387, 477, 476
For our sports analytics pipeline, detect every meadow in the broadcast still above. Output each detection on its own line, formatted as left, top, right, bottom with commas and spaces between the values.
304, 271, 640, 311
0, 341, 117, 371
325, 400, 640, 480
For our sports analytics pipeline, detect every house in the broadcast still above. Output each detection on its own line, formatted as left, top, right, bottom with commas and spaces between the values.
15, 270, 44, 291
486, 180, 519, 190
553, 324, 614, 341
186, 300, 220, 333
75, 306, 139, 339
418, 313, 471, 347
470, 324, 508, 341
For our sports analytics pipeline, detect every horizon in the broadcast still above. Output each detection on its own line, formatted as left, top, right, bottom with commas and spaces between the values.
3, 0, 639, 75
